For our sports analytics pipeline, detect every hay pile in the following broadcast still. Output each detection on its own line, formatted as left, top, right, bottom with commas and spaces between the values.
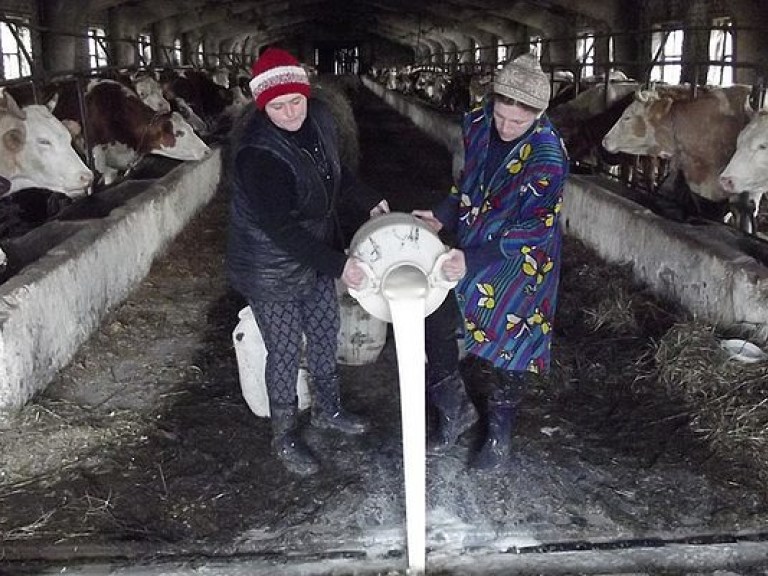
652, 322, 768, 482
555, 237, 768, 490
0, 398, 146, 491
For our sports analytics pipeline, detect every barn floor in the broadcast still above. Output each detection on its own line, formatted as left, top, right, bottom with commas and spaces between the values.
2, 86, 768, 576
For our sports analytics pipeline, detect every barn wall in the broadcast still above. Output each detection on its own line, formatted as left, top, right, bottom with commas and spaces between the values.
362, 77, 768, 342
564, 176, 768, 338
0, 149, 222, 419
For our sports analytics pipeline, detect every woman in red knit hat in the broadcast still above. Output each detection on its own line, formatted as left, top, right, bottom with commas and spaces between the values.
227, 47, 388, 477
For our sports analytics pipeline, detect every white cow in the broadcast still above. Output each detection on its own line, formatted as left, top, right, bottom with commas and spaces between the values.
0, 88, 26, 196
720, 109, 768, 233
0, 88, 93, 198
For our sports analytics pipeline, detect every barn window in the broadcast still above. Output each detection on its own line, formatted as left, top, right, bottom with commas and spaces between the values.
334, 46, 358, 75
707, 17, 733, 86
650, 26, 683, 84
576, 33, 595, 78
497, 43, 507, 66
195, 41, 204, 66
529, 36, 542, 60
138, 33, 152, 66
88, 27, 109, 69
172, 38, 182, 66
0, 19, 32, 80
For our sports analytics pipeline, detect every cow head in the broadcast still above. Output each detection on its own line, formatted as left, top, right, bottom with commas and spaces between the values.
134, 76, 172, 114
602, 93, 675, 158
721, 110, 768, 195
9, 105, 93, 197
149, 111, 209, 161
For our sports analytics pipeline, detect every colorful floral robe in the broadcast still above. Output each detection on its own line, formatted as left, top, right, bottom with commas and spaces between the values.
435, 99, 569, 374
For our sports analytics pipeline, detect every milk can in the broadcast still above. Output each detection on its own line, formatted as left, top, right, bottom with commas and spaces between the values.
336, 280, 388, 366
347, 212, 457, 321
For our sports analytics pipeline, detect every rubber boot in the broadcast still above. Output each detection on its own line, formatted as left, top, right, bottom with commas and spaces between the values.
472, 402, 516, 470
271, 405, 319, 477
311, 375, 368, 435
472, 371, 523, 470
427, 371, 479, 454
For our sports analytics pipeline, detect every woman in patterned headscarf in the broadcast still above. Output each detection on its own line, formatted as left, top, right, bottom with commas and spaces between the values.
413, 52, 569, 470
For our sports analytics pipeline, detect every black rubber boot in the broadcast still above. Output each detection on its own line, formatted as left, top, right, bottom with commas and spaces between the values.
311, 375, 368, 435
472, 371, 524, 470
271, 405, 319, 477
472, 402, 516, 470
427, 371, 479, 454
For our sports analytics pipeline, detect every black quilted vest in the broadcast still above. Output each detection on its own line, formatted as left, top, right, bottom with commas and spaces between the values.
227, 99, 342, 301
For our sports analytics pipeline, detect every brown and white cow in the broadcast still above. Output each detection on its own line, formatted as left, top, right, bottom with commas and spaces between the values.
602, 85, 752, 206
53, 79, 210, 185
720, 108, 768, 233
549, 81, 640, 165
0, 88, 93, 197
133, 73, 172, 114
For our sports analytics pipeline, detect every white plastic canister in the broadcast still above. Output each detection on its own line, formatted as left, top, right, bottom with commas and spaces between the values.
233, 286, 387, 417
232, 306, 311, 418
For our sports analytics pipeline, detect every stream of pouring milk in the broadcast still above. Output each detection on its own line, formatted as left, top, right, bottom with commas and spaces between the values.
388, 295, 427, 574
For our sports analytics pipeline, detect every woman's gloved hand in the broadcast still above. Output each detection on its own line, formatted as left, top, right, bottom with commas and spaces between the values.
412, 209, 443, 233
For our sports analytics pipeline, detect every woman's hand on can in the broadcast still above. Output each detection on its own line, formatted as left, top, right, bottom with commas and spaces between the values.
412, 209, 443, 233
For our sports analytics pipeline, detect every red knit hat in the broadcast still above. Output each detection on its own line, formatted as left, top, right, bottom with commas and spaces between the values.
249, 48, 311, 110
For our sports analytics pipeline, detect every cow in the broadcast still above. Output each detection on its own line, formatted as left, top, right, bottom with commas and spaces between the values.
468, 71, 493, 109
161, 69, 232, 134
720, 109, 768, 234
132, 73, 208, 135
0, 88, 93, 197
0, 88, 26, 195
210, 67, 230, 89
602, 84, 752, 222
133, 72, 172, 113
549, 81, 640, 165
50, 79, 210, 186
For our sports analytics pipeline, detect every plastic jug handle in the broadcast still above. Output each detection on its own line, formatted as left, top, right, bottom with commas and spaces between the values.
429, 252, 459, 290
348, 260, 381, 300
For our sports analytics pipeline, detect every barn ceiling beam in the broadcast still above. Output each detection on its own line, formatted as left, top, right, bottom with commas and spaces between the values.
367, 4, 493, 51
